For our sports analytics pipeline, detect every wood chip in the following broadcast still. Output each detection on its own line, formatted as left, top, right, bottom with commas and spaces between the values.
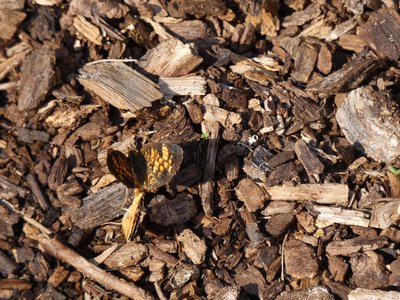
176, 229, 206, 265
326, 237, 387, 256
78, 62, 163, 113
284, 239, 319, 279
236, 178, 267, 212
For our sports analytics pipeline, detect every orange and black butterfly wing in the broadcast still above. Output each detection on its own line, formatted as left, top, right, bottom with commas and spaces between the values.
140, 143, 183, 191
106, 149, 136, 188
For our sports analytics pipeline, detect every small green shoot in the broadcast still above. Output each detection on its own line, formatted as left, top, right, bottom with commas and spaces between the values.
201, 132, 209, 140
388, 165, 400, 176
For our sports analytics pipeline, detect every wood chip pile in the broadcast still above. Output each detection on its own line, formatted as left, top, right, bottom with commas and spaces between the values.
1, 0, 400, 299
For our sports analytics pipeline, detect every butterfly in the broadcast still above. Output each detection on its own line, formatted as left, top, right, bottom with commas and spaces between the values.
107, 143, 183, 240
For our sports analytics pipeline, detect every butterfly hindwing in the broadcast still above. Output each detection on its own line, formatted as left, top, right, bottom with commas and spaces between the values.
140, 143, 183, 191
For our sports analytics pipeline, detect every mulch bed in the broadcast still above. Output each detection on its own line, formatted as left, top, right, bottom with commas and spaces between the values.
1, 0, 400, 299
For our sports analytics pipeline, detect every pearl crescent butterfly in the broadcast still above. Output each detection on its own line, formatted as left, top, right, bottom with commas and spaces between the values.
107, 143, 183, 240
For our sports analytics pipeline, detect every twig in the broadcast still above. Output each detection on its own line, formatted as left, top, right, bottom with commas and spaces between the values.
0, 198, 52, 236
154, 281, 167, 300
0, 198, 155, 300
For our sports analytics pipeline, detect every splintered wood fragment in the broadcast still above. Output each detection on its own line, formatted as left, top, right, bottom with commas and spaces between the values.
138, 39, 203, 77
18, 48, 55, 112
0, 9, 26, 40
168, 0, 226, 17
284, 239, 319, 279
203, 105, 241, 128
359, 8, 400, 61
158, 76, 206, 96
103, 242, 148, 269
370, 198, 400, 229
78, 62, 163, 113
200, 94, 220, 216
349, 288, 400, 300
0, 176, 29, 197
292, 43, 318, 83
236, 178, 267, 212
176, 229, 206, 265
326, 237, 387, 256
67, 183, 126, 229
325, 18, 357, 42
338, 34, 367, 53
0, 278, 32, 290
149, 194, 197, 226
240, 209, 266, 248
35, 235, 154, 300
350, 251, 389, 289
336, 86, 400, 162
312, 204, 370, 228
48, 154, 68, 191
16, 128, 50, 143
282, 3, 320, 27
73, 15, 102, 45
294, 139, 324, 179
307, 57, 383, 96
26, 173, 50, 211
267, 184, 349, 205
0, 250, 18, 276
48, 266, 69, 288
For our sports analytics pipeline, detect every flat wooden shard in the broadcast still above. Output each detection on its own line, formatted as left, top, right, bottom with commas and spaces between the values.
359, 8, 400, 61
137, 39, 203, 77
267, 183, 349, 205
336, 86, 400, 162
18, 48, 55, 112
78, 61, 163, 113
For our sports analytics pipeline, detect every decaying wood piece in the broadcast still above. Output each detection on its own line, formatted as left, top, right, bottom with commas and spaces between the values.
200, 94, 220, 216
18, 48, 55, 112
348, 288, 400, 300
138, 39, 203, 77
267, 184, 349, 205
0, 9, 26, 40
78, 62, 163, 113
284, 239, 319, 279
149, 194, 197, 226
359, 8, 400, 61
236, 178, 267, 212
294, 139, 324, 180
311, 204, 370, 228
370, 198, 400, 229
67, 183, 126, 229
326, 237, 387, 256
158, 76, 206, 96
176, 229, 207, 265
336, 86, 400, 162
307, 57, 383, 96
103, 242, 147, 269
73, 15, 102, 45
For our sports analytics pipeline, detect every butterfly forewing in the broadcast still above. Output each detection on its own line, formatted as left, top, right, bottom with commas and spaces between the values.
140, 143, 183, 191
106, 149, 136, 188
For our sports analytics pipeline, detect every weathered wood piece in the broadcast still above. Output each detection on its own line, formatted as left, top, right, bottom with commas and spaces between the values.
336, 86, 400, 162
158, 76, 206, 96
370, 198, 400, 229
267, 184, 349, 205
359, 8, 400, 61
350, 251, 389, 289
103, 242, 147, 269
78, 62, 163, 113
284, 239, 319, 279
149, 194, 197, 226
0, 9, 26, 40
236, 178, 267, 212
292, 43, 318, 83
348, 288, 400, 300
73, 15, 102, 45
26, 173, 50, 211
294, 139, 324, 179
282, 3, 320, 27
0, 250, 18, 276
67, 183, 126, 229
138, 39, 203, 77
312, 205, 370, 228
326, 237, 387, 256
307, 57, 383, 96
277, 287, 334, 300
18, 48, 55, 112
176, 229, 206, 265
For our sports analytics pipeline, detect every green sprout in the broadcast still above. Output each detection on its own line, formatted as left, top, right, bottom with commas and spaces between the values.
388, 165, 400, 175
201, 132, 209, 140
